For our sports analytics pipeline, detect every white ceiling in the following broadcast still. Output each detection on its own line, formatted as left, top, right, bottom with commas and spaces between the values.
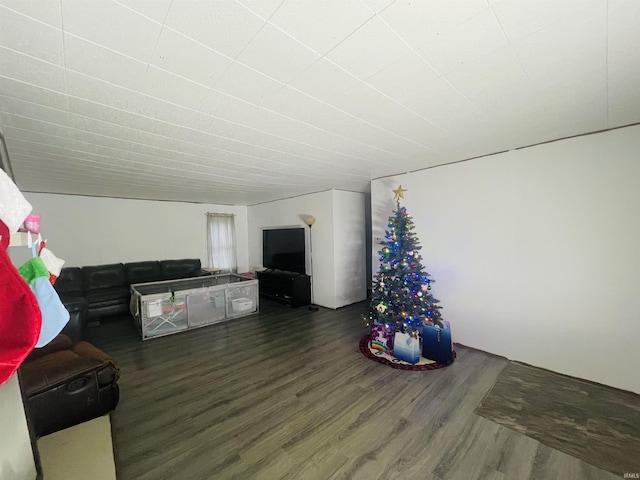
1, 0, 638, 206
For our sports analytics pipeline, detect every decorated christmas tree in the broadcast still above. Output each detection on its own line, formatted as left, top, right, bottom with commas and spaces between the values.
365, 185, 443, 334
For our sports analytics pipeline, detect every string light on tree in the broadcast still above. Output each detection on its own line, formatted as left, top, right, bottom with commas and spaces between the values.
364, 185, 443, 333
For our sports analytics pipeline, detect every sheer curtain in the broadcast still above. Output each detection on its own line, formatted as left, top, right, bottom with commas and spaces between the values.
206, 213, 237, 273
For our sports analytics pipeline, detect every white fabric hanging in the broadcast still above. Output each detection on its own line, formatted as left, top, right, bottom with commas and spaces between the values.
206, 213, 237, 273
0, 168, 32, 233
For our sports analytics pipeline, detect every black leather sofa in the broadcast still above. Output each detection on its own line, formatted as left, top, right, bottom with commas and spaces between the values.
55, 258, 209, 322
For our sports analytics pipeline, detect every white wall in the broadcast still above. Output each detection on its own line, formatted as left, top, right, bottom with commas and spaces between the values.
333, 190, 367, 308
0, 374, 37, 480
372, 125, 640, 394
248, 189, 367, 309
9, 193, 249, 271
248, 190, 336, 308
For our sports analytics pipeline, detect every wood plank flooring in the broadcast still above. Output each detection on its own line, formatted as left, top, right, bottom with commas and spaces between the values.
88, 300, 623, 480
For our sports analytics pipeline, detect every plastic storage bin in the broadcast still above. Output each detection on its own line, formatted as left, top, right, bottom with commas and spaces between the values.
231, 298, 253, 313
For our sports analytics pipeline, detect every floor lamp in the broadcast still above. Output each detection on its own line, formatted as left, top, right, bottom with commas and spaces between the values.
304, 216, 319, 311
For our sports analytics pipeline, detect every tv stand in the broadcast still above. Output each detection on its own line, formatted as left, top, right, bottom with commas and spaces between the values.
256, 269, 311, 308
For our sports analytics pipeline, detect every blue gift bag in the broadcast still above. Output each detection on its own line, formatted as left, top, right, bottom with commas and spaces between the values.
393, 331, 421, 364
422, 323, 453, 365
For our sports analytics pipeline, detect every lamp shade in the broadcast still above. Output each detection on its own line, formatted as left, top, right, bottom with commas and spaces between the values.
303, 216, 316, 227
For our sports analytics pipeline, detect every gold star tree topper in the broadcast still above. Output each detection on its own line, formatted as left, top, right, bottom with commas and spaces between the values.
393, 185, 407, 202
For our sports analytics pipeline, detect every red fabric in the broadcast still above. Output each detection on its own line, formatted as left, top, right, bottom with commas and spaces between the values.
0, 220, 8, 250
0, 220, 42, 385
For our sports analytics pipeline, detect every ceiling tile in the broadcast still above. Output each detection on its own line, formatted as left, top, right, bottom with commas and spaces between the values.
199, 88, 267, 124
213, 62, 285, 105
0, 45, 65, 91
0, 0, 62, 29
65, 72, 213, 143
511, 1, 607, 131
325, 81, 395, 121
199, 92, 365, 166
150, 28, 233, 87
139, 66, 210, 109
445, 46, 534, 112
486, 99, 561, 141
366, 110, 447, 152
360, 0, 395, 14
235, 0, 284, 20
64, 34, 147, 90
61, 0, 162, 62
115, 0, 172, 23
492, 0, 604, 43
418, 8, 509, 75
326, 16, 414, 80
0, 75, 68, 110
364, 50, 440, 104
235, 23, 320, 84
64, 104, 205, 154
1, 126, 71, 150
3, 113, 71, 138
409, 77, 485, 133
608, 73, 640, 127
0, 95, 68, 126
269, 0, 372, 55
164, 0, 264, 59
0, 6, 63, 65
288, 58, 359, 103
607, 0, 640, 127
65, 70, 151, 113
542, 92, 607, 138
260, 85, 357, 133
441, 44, 562, 147
380, 0, 489, 50
607, 0, 640, 79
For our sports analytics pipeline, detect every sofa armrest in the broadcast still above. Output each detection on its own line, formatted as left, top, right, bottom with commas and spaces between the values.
19, 350, 113, 397
73, 342, 119, 370
193, 269, 213, 277
60, 300, 88, 342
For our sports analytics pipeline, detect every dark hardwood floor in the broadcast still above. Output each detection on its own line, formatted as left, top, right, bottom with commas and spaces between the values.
88, 300, 621, 480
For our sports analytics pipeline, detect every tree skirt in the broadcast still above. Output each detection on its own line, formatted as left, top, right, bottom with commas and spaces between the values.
359, 334, 455, 371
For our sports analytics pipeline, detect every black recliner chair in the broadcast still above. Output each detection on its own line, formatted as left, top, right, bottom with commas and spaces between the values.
18, 302, 120, 437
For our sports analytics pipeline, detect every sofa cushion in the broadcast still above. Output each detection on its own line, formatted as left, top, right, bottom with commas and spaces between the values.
87, 303, 130, 320
57, 292, 86, 306
86, 287, 130, 305
82, 263, 126, 290
54, 267, 84, 294
160, 259, 202, 280
125, 261, 162, 285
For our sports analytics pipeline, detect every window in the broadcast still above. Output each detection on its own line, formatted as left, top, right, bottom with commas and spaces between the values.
206, 213, 237, 273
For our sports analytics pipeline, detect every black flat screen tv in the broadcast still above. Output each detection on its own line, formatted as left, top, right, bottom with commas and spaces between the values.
263, 227, 306, 274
